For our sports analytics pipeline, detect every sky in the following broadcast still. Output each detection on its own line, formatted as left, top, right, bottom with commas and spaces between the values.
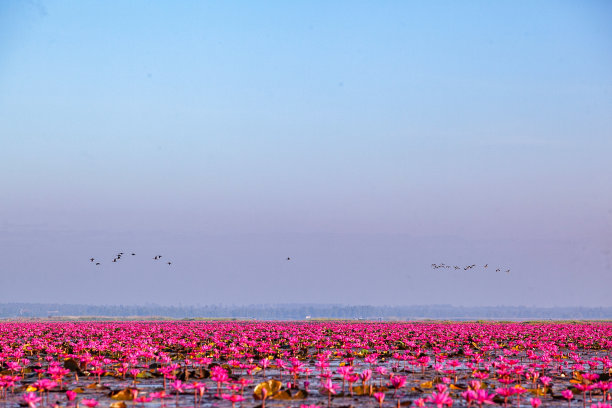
1, 1, 611, 308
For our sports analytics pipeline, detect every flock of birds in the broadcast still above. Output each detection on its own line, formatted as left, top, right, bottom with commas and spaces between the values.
90, 252, 172, 266
89, 254, 293, 266
431, 263, 510, 273
90, 254, 508, 273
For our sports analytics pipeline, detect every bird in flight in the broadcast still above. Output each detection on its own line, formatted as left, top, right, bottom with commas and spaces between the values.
95, 262, 100, 265
90, 258, 94, 262
131, 253, 135, 256
167, 262, 172, 265
287, 257, 291, 261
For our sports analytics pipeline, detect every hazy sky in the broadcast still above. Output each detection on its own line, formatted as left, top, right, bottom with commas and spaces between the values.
1, 1, 611, 307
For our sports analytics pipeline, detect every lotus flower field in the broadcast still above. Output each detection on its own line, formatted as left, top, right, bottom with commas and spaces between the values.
1, 322, 611, 408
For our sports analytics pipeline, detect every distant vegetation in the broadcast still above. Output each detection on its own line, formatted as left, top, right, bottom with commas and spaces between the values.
0, 303, 610, 320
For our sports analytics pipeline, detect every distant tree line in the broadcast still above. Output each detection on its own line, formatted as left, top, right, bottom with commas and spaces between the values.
0, 303, 610, 320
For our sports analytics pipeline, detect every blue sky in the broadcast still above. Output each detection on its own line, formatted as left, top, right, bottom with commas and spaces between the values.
1, 1, 611, 307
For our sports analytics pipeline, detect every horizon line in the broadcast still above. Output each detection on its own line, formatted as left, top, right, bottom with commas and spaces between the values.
2, 302, 610, 309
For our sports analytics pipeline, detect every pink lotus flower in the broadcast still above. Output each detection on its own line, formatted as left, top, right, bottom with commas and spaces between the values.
191, 381, 207, 399
496, 387, 515, 407
390, 375, 407, 389
322, 378, 339, 394
596, 382, 612, 401
413, 397, 427, 407
81, 398, 99, 408
171, 379, 185, 393
23, 392, 42, 408
222, 394, 245, 408
436, 383, 448, 393
428, 390, 453, 408
149, 391, 170, 399
321, 378, 339, 406
540, 376, 552, 387
584, 373, 600, 383
360, 369, 372, 384
561, 389, 574, 400
462, 389, 477, 405
390, 375, 407, 397
476, 390, 497, 406
134, 396, 153, 403
34, 378, 58, 391
373, 392, 385, 407
66, 390, 77, 401
561, 389, 574, 408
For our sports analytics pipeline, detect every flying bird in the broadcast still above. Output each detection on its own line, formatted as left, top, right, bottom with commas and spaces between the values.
90, 258, 94, 262
95, 262, 100, 265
